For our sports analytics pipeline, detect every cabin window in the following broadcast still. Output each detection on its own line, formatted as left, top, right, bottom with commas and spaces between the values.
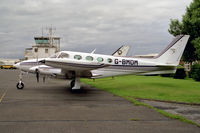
58, 53, 69, 58
86, 56, 93, 61
107, 58, 112, 63
97, 57, 104, 62
74, 55, 82, 60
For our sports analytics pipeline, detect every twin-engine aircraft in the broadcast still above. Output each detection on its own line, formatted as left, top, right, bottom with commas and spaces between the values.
14, 35, 190, 90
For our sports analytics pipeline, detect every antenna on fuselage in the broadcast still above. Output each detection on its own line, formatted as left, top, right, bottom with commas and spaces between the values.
91, 49, 96, 54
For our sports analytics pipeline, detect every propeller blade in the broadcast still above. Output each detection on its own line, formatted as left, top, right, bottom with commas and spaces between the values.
43, 76, 45, 83
35, 69, 39, 83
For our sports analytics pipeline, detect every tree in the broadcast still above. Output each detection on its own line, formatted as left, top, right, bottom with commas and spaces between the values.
168, 19, 183, 36
192, 37, 200, 59
168, 0, 200, 62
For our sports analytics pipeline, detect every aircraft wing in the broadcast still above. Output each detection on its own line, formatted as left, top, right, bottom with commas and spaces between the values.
39, 58, 109, 78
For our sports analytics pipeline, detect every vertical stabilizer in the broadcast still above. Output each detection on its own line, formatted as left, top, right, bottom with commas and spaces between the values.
155, 35, 190, 66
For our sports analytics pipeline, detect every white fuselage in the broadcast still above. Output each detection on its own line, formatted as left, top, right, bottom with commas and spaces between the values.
15, 51, 176, 79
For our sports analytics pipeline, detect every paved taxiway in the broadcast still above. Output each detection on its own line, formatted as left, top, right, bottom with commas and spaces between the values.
0, 70, 199, 133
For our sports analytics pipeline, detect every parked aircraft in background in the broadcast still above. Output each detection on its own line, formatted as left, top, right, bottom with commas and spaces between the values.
112, 45, 130, 56
14, 35, 190, 90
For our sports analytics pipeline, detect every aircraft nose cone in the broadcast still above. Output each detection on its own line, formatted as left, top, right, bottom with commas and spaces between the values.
14, 62, 20, 69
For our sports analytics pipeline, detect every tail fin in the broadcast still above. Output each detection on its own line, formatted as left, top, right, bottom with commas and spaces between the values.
155, 35, 190, 66
112, 45, 130, 56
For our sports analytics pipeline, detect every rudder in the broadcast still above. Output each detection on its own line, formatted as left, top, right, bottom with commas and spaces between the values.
155, 35, 190, 66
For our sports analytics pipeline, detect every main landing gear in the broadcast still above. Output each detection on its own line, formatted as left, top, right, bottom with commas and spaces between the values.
70, 77, 81, 91
16, 71, 24, 89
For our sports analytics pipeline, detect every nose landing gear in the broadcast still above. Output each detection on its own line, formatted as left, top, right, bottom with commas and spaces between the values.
16, 81, 24, 89
16, 71, 24, 89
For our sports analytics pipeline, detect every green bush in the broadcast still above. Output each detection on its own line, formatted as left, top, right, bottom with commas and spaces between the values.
174, 68, 186, 79
190, 63, 200, 81
160, 74, 174, 77
160, 67, 186, 79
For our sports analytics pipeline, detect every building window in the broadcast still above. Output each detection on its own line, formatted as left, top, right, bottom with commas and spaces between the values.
97, 57, 104, 62
45, 49, 48, 53
107, 58, 112, 63
86, 56, 93, 61
34, 48, 38, 53
74, 55, 82, 60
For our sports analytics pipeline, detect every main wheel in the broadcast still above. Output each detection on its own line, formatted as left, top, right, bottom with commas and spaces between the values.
70, 80, 75, 89
16, 82, 24, 89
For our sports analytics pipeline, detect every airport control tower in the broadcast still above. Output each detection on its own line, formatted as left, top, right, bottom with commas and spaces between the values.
24, 27, 61, 60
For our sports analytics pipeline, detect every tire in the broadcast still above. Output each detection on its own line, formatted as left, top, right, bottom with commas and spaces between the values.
16, 82, 24, 89
70, 80, 75, 89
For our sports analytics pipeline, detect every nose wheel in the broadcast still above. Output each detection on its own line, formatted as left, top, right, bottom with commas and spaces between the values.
16, 71, 24, 89
17, 81, 24, 89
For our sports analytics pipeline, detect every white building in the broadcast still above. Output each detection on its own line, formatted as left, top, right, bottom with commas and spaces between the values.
24, 28, 60, 60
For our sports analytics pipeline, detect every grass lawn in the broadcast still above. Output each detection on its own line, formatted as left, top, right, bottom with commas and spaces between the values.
82, 75, 200, 104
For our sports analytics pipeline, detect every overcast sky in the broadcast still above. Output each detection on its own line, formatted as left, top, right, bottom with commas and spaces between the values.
0, 0, 192, 59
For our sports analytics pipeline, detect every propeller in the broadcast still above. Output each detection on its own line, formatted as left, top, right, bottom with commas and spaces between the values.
36, 56, 40, 83
43, 76, 45, 83
34, 58, 46, 83
35, 69, 39, 83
